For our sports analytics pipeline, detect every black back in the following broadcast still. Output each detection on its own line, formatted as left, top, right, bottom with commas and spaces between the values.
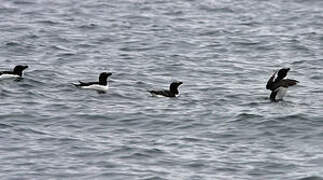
149, 90, 173, 97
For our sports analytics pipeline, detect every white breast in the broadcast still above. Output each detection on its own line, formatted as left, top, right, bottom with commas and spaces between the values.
150, 92, 180, 98
275, 87, 288, 100
81, 84, 109, 91
0, 74, 19, 79
151, 93, 166, 98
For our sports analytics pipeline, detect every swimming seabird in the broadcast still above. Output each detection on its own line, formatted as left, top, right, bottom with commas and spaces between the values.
149, 81, 183, 97
73, 72, 112, 93
0, 65, 28, 79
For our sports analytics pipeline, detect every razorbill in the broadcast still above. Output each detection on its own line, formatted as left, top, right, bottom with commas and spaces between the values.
73, 72, 112, 92
149, 81, 183, 97
0, 65, 28, 79
266, 68, 299, 101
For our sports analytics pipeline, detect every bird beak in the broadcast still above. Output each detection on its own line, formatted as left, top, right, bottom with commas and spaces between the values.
24, 66, 29, 69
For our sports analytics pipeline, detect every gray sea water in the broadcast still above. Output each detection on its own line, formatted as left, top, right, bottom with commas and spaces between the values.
1, 0, 323, 179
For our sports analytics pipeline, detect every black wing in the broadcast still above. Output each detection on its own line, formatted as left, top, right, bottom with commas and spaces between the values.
270, 79, 299, 90
278, 79, 299, 87
0, 71, 13, 76
266, 72, 277, 90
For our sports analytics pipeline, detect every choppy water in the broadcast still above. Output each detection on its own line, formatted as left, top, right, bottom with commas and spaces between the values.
1, 0, 323, 179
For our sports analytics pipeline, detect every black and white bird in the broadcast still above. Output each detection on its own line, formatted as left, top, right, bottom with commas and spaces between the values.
0, 65, 28, 79
73, 72, 112, 92
149, 81, 183, 97
266, 68, 299, 102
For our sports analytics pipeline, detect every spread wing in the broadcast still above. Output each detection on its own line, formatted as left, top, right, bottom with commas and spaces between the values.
277, 79, 299, 88
266, 72, 277, 90
267, 79, 299, 91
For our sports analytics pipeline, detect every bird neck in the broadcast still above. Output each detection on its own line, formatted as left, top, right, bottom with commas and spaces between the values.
170, 86, 179, 94
99, 80, 107, 85
14, 71, 23, 76
275, 76, 284, 82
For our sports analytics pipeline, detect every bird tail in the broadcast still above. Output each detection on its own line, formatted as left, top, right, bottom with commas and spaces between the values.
72, 82, 81, 87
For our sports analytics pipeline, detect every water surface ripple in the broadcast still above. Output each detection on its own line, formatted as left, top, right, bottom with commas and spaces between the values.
1, 0, 323, 179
